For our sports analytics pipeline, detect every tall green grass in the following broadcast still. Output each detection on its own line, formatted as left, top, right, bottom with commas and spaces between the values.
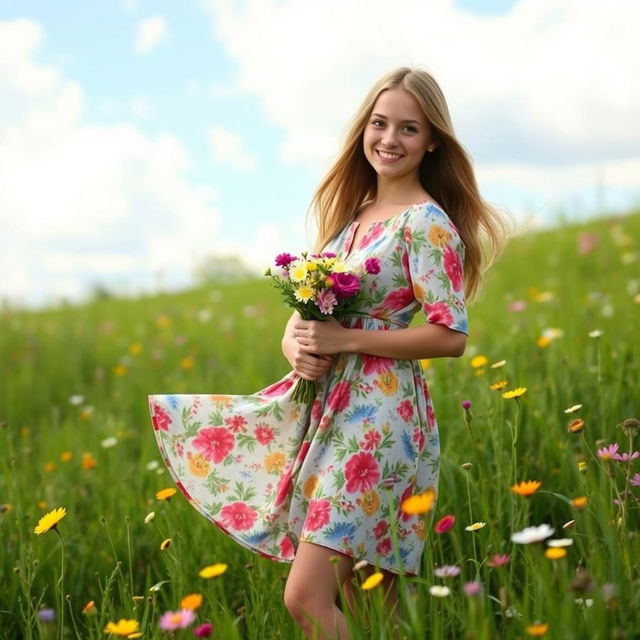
1, 211, 639, 639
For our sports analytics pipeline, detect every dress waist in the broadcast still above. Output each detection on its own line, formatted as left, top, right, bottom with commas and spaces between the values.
341, 314, 408, 330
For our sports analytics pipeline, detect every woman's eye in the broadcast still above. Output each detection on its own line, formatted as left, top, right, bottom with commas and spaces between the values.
404, 126, 418, 133
371, 120, 384, 127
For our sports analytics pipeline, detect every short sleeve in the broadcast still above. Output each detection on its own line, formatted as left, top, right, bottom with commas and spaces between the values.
405, 204, 468, 335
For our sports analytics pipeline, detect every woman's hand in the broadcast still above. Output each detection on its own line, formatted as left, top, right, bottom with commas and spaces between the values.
292, 316, 349, 356
282, 335, 334, 381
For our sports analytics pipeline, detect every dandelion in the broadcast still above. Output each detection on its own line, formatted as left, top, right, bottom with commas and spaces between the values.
434, 565, 460, 578
596, 443, 619, 460
429, 585, 450, 598
34, 507, 66, 535
60, 451, 73, 462
545, 547, 567, 560
434, 514, 456, 534
487, 553, 510, 568
525, 623, 549, 636
564, 404, 583, 414
401, 487, 436, 515
502, 387, 527, 399
193, 622, 214, 638
490, 380, 508, 390
567, 419, 585, 433
547, 538, 573, 547
103, 619, 140, 636
537, 336, 551, 348
361, 572, 384, 590
511, 480, 541, 497
156, 487, 177, 501
180, 593, 203, 610
159, 609, 196, 631
511, 524, 554, 544
470, 355, 488, 368
199, 563, 228, 579
160, 538, 171, 550
465, 522, 486, 532
81, 452, 98, 469
571, 496, 588, 509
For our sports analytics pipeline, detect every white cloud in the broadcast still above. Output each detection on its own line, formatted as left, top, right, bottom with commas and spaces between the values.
208, 125, 257, 170
134, 16, 169, 54
201, 0, 640, 217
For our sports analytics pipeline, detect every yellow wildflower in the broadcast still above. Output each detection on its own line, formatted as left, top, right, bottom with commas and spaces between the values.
401, 487, 436, 515
199, 563, 228, 578
470, 355, 488, 369
34, 507, 67, 535
103, 619, 140, 636
511, 481, 541, 497
361, 572, 384, 590
156, 488, 177, 501
502, 387, 527, 399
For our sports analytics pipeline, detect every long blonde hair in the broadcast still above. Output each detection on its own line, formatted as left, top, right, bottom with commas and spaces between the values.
309, 67, 510, 300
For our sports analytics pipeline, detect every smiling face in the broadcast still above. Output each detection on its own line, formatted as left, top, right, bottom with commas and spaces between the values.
362, 87, 433, 183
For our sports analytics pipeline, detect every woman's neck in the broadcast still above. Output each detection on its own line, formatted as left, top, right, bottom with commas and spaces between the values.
372, 175, 427, 207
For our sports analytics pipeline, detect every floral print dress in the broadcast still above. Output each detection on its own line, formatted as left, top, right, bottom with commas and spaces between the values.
149, 200, 467, 576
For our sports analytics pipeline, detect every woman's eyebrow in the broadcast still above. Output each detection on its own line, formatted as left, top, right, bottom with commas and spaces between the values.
371, 112, 422, 125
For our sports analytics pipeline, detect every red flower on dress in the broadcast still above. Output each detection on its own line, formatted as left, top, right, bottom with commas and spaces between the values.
359, 224, 385, 249
361, 430, 382, 451
192, 426, 235, 463
219, 501, 258, 531
362, 354, 394, 376
274, 465, 292, 507
296, 441, 311, 464
442, 244, 463, 292
424, 301, 454, 328
373, 520, 388, 539
255, 425, 275, 445
413, 427, 425, 452
375, 287, 414, 313
426, 404, 436, 431
397, 400, 414, 422
344, 452, 380, 493
260, 377, 295, 398
225, 414, 247, 433
304, 498, 331, 531
311, 398, 323, 421
327, 381, 351, 413
151, 403, 172, 431
279, 534, 295, 559
376, 536, 392, 556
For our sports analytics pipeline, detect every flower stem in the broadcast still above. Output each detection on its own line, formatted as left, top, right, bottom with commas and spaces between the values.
54, 528, 65, 639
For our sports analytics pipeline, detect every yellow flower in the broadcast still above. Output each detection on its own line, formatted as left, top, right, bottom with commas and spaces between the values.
44, 462, 56, 473
571, 496, 589, 509
294, 285, 315, 302
37, 500, 48, 510
525, 623, 549, 636
160, 538, 171, 550
537, 336, 552, 348
502, 387, 527, 399
490, 380, 508, 390
290, 263, 308, 282
545, 547, 567, 560
374, 371, 398, 396
465, 522, 486, 532
264, 452, 286, 474
306, 261, 317, 271
113, 364, 127, 377
199, 563, 228, 578
156, 315, 171, 328
187, 452, 211, 477
567, 419, 585, 434
180, 593, 203, 610
103, 619, 140, 636
81, 452, 98, 469
577, 461, 588, 474
34, 507, 67, 535
155, 488, 177, 501
470, 355, 488, 369
419, 359, 431, 370
401, 488, 436, 515
180, 356, 194, 370
361, 571, 384, 590
428, 225, 452, 247
60, 451, 73, 462
564, 404, 583, 414
511, 481, 541, 497
303, 475, 319, 500
129, 342, 143, 355
360, 490, 380, 517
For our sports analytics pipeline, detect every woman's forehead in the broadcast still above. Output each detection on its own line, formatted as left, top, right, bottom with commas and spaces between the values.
371, 87, 426, 124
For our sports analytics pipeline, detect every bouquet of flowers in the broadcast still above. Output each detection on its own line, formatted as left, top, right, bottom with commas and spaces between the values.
265, 251, 380, 403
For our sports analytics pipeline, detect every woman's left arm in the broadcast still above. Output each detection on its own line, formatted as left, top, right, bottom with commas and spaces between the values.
292, 316, 467, 360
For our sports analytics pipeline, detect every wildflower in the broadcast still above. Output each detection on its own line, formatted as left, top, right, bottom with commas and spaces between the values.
353, 560, 369, 572
547, 538, 573, 547
461, 400, 472, 410
401, 487, 436, 515
470, 355, 488, 368
511, 480, 541, 497
37, 608, 55, 623
199, 563, 228, 578
465, 522, 486, 532
101, 437, 118, 448
429, 585, 450, 597
630, 473, 640, 487
434, 565, 460, 578
103, 619, 140, 636
508, 300, 526, 312
193, 622, 214, 637
69, 394, 84, 405
571, 496, 588, 509
461, 462, 472, 471
577, 461, 588, 473
588, 329, 603, 338
545, 547, 567, 560
619, 417, 640, 438
490, 380, 508, 390
160, 538, 171, 550
564, 404, 583, 414
612, 450, 639, 462
536, 336, 551, 348
180, 593, 203, 610
81, 452, 97, 469
563, 520, 576, 529
525, 623, 549, 636
156, 488, 177, 501
112, 364, 127, 377
361, 572, 384, 590
567, 419, 585, 433
82, 600, 97, 615
502, 387, 527, 399
420, 359, 431, 370
463, 581, 483, 596
129, 342, 143, 355
159, 609, 196, 631
596, 443, 619, 460
60, 451, 73, 462
434, 514, 456, 534
34, 507, 66, 535
490, 360, 506, 368
487, 553, 510, 568
511, 524, 554, 544
44, 462, 56, 472
144, 511, 155, 524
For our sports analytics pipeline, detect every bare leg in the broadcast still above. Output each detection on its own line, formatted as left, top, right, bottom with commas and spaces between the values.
284, 542, 354, 640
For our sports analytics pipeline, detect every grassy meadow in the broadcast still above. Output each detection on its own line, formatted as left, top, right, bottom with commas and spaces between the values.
1, 210, 639, 639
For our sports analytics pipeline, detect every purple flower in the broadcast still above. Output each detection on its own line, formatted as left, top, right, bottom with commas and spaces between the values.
322, 251, 336, 258
364, 257, 381, 274
331, 272, 361, 299
193, 622, 214, 638
631, 472, 640, 486
159, 609, 196, 631
316, 289, 337, 315
463, 580, 483, 596
434, 565, 461, 578
612, 451, 639, 462
461, 400, 472, 410
596, 443, 619, 460
37, 608, 55, 623
274, 252, 297, 267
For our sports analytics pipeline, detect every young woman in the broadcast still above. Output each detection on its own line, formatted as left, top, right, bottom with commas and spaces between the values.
149, 67, 507, 639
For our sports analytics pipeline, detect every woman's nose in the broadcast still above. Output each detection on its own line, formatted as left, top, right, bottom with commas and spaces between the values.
381, 128, 399, 147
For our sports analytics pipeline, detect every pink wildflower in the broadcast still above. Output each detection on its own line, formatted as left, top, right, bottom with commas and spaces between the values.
434, 514, 456, 534
630, 473, 640, 487
596, 443, 619, 460
159, 609, 196, 631
193, 622, 214, 637
612, 451, 639, 463
434, 565, 460, 578
487, 553, 510, 568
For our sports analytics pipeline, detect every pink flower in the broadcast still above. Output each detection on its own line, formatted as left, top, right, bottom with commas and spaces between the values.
612, 451, 639, 462
631, 473, 640, 486
424, 301, 454, 327
255, 425, 275, 445
364, 257, 381, 274
316, 289, 338, 315
151, 403, 172, 431
327, 380, 351, 412
304, 498, 331, 531
360, 224, 385, 249
225, 414, 247, 433
373, 520, 388, 539
219, 501, 258, 531
159, 609, 196, 631
376, 287, 414, 312
487, 553, 510, 568
193, 622, 214, 638
274, 252, 296, 267
597, 443, 619, 460
332, 272, 361, 300
463, 581, 483, 596
442, 244, 463, 292
279, 535, 295, 559
508, 300, 527, 312
274, 466, 292, 507
434, 565, 460, 578
193, 427, 235, 463
396, 399, 414, 422
361, 430, 382, 451
376, 536, 392, 556
577, 232, 599, 255
344, 452, 380, 493
434, 514, 456, 534
426, 404, 436, 431
413, 427, 425, 452
259, 376, 295, 398
362, 353, 394, 376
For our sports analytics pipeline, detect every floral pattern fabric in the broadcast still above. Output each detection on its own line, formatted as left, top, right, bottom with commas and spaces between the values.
149, 201, 467, 575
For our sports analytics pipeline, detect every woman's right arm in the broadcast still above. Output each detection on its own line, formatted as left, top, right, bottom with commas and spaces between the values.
282, 310, 334, 381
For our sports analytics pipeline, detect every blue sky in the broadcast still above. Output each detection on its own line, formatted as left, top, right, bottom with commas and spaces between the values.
1, 0, 638, 307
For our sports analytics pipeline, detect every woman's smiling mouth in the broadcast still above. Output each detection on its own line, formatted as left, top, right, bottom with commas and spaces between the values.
376, 149, 403, 162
